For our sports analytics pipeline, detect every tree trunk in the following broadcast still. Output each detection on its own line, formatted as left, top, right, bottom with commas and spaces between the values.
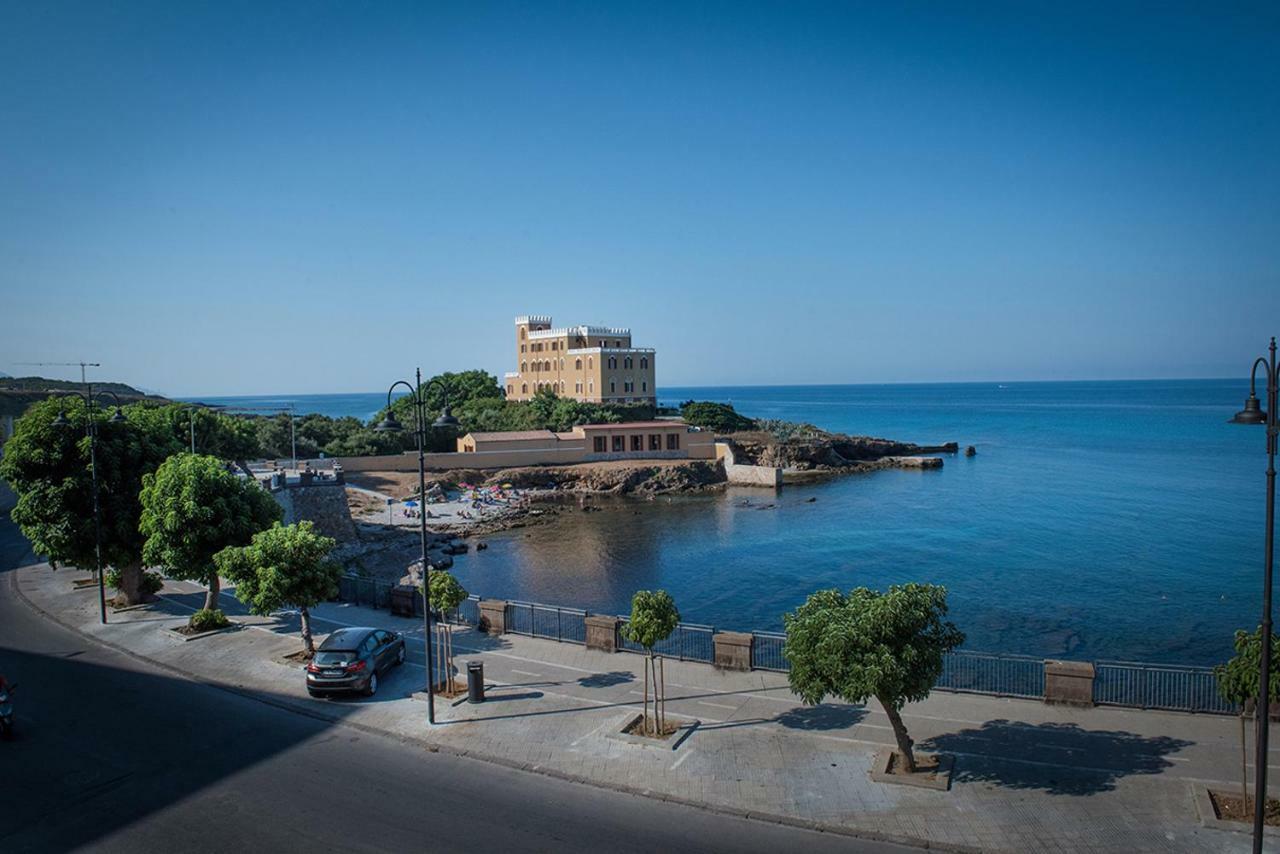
113, 561, 146, 606
643, 654, 651, 735
658, 655, 666, 734
879, 696, 916, 773
300, 607, 315, 656
203, 573, 220, 612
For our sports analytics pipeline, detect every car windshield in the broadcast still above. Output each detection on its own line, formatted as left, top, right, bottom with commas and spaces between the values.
314, 651, 353, 666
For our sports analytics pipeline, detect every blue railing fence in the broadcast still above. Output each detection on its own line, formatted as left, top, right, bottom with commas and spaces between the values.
332, 574, 1234, 715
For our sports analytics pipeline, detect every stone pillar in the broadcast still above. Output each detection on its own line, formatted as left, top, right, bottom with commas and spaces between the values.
478, 599, 508, 636
584, 615, 621, 653
713, 631, 753, 671
1044, 659, 1095, 706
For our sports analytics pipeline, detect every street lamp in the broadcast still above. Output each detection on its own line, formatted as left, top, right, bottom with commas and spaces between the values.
374, 368, 457, 724
52, 388, 128, 625
1230, 336, 1278, 854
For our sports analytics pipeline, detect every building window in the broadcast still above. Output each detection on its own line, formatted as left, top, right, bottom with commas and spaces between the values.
640, 357, 648, 369
588, 381, 594, 393
551, 341, 557, 351
667, 433, 680, 450
612, 435, 625, 452
624, 357, 632, 369
588, 357, 593, 368
575, 358, 582, 370
506, 384, 513, 395
613, 340, 620, 348
522, 383, 528, 394
521, 361, 527, 372
610, 381, 616, 393
631, 435, 643, 452
608, 357, 617, 370
593, 436, 607, 452
561, 358, 565, 369
575, 382, 583, 393
520, 328, 526, 339
521, 344, 526, 353
560, 381, 565, 392
649, 434, 661, 451
641, 381, 647, 392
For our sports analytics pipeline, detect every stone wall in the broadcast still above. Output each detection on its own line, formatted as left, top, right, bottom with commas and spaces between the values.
272, 482, 357, 541
714, 442, 782, 488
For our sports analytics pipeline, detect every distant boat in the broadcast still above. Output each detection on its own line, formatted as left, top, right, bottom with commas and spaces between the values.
997, 384, 1009, 389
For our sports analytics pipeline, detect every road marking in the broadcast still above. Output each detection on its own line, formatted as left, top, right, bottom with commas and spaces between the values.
670, 750, 694, 770
697, 700, 737, 710
510, 669, 542, 677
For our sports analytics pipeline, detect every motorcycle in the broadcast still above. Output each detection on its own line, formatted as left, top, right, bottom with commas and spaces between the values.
0, 683, 15, 740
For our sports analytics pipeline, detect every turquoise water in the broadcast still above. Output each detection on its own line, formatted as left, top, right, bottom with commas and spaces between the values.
193, 380, 1268, 665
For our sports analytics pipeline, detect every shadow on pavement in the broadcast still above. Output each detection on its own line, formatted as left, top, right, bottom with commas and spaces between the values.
922, 719, 1194, 795
775, 704, 868, 731
578, 671, 635, 688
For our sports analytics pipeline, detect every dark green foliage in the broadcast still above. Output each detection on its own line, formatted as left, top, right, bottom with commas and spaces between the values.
622, 589, 681, 652
784, 584, 964, 771
215, 521, 342, 653
189, 608, 230, 631
107, 567, 164, 596
679, 401, 756, 433
427, 570, 469, 616
139, 453, 281, 613
1215, 628, 1280, 709
0, 397, 183, 594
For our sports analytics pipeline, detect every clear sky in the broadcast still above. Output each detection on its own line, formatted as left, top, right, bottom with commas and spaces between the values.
2, 2, 1277, 395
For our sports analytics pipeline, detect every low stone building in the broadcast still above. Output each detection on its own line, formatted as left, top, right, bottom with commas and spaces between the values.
457, 421, 714, 467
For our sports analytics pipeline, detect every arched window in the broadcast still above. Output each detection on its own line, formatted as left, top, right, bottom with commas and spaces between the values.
545, 360, 552, 372
522, 383, 528, 394
588, 357, 593, 369
641, 381, 647, 392
521, 361, 527, 372
610, 381, 616, 393
506, 384, 513, 395
608, 357, 617, 370
624, 357, 633, 369
520, 328, 526, 339
640, 357, 648, 369
560, 381, 566, 392
575, 358, 582, 370
560, 358, 565, 369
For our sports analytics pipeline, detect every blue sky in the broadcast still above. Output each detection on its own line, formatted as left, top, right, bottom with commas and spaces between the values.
2, 2, 1277, 395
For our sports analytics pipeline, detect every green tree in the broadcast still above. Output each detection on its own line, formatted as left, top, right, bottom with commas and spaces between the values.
426, 570, 469, 694
1215, 628, 1280, 814
139, 453, 281, 617
0, 396, 182, 604
214, 521, 341, 655
784, 584, 965, 772
621, 589, 681, 736
679, 401, 756, 433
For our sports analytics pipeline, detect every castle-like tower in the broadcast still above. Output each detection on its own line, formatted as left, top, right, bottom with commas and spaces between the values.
505, 315, 656, 404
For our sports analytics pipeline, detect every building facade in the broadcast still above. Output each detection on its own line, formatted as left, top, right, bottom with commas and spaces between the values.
457, 421, 713, 466
504, 315, 656, 404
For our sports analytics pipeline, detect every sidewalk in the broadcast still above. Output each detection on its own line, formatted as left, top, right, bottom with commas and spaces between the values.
12, 560, 1273, 853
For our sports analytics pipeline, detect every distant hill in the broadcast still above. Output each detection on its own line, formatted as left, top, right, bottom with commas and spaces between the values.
0, 376, 170, 418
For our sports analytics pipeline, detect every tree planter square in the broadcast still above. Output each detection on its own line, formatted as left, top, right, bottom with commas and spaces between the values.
167, 623, 238, 643
607, 712, 699, 751
1193, 783, 1280, 836
869, 748, 953, 791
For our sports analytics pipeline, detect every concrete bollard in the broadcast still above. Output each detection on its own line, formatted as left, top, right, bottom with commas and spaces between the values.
478, 599, 509, 636
713, 631, 754, 671
1044, 659, 1096, 706
584, 615, 621, 653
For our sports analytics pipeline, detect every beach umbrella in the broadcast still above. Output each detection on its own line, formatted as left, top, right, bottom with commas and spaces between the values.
501, 483, 513, 489
404, 500, 418, 508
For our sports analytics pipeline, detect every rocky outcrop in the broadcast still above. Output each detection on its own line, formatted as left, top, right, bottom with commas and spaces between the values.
274, 483, 358, 541
426, 460, 727, 495
723, 430, 957, 472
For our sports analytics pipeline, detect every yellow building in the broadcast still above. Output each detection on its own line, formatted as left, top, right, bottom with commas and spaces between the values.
505, 315, 656, 404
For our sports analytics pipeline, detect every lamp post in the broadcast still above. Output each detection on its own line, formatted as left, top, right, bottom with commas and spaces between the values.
374, 368, 457, 724
1230, 336, 1278, 854
52, 387, 128, 625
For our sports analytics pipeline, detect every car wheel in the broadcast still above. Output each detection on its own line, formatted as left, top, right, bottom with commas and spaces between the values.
396, 645, 405, 666
364, 672, 378, 697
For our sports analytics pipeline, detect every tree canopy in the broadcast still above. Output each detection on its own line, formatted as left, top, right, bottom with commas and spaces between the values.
0, 396, 182, 602
1215, 628, 1280, 709
215, 521, 341, 653
622, 589, 680, 652
139, 453, 281, 612
679, 401, 756, 433
784, 584, 964, 772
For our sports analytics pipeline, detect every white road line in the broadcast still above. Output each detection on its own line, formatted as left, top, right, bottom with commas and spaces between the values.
510, 669, 542, 677
670, 750, 694, 770
697, 701, 737, 710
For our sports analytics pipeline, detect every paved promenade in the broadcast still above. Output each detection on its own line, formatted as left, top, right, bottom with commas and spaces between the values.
13, 561, 1278, 853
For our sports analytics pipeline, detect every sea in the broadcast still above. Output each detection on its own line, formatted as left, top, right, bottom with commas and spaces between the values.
184, 380, 1267, 666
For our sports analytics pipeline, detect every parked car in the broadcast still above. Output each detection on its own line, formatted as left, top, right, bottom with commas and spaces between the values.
306, 627, 406, 697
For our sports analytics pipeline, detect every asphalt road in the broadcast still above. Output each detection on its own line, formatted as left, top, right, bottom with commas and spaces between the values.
0, 517, 913, 853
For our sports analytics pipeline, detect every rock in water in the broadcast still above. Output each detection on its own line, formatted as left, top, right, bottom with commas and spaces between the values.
965, 445, 977, 457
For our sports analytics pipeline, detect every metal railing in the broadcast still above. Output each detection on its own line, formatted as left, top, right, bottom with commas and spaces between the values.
618, 620, 715, 662
1094, 660, 1233, 714
936, 650, 1045, 699
331, 574, 1235, 715
507, 600, 587, 645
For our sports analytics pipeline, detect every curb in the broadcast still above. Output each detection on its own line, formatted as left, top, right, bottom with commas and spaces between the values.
9, 564, 976, 854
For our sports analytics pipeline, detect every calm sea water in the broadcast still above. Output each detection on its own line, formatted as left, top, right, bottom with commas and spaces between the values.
192, 380, 1267, 665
